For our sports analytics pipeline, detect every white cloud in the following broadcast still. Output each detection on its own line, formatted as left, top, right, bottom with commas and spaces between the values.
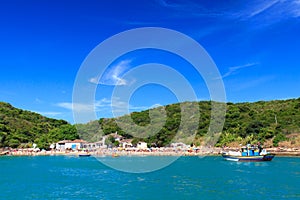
88, 77, 99, 84
291, 0, 300, 17
248, 0, 279, 18
56, 102, 95, 112
33, 111, 62, 117
150, 103, 162, 109
153, 0, 300, 40
35, 98, 43, 103
222, 63, 258, 79
156, 0, 300, 24
110, 97, 153, 116
56, 98, 160, 117
244, 0, 300, 21
89, 60, 132, 86
57, 99, 112, 113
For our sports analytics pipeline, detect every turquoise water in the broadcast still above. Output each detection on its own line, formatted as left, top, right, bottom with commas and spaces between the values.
0, 156, 299, 200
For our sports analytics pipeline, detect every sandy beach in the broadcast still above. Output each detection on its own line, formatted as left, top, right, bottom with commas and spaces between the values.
1, 146, 300, 157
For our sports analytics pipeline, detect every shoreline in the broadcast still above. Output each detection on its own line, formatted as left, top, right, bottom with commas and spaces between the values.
1, 147, 300, 157
2, 153, 300, 158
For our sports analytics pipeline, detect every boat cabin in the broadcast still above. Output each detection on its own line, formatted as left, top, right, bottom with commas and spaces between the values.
241, 144, 262, 156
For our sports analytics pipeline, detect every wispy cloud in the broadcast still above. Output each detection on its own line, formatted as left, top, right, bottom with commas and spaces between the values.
56, 98, 156, 117
89, 60, 132, 86
156, 0, 202, 12
155, 0, 227, 18
150, 0, 300, 45
248, 0, 279, 18
222, 63, 259, 79
35, 98, 43, 103
33, 111, 62, 117
150, 103, 162, 109
156, 0, 300, 24
239, 0, 300, 22
291, 0, 300, 17
104, 97, 153, 116
56, 102, 94, 112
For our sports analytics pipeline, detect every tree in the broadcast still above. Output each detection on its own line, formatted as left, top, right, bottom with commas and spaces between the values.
131, 138, 139, 147
48, 124, 79, 142
244, 121, 264, 137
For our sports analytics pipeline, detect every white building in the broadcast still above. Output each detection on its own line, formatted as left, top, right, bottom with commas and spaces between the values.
170, 142, 190, 149
121, 139, 133, 148
83, 140, 107, 150
56, 139, 86, 151
137, 142, 148, 149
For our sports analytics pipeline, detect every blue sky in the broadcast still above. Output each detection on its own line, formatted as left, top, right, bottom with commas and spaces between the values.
0, 0, 300, 123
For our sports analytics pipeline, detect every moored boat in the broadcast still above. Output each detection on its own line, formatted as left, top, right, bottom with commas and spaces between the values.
222, 144, 275, 162
78, 152, 91, 157
0, 151, 9, 156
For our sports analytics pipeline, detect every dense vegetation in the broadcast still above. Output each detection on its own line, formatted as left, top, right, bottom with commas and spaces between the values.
218, 98, 300, 147
84, 98, 300, 147
1, 98, 300, 149
0, 102, 79, 149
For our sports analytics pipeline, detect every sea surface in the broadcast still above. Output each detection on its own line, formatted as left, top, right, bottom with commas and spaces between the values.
0, 155, 299, 200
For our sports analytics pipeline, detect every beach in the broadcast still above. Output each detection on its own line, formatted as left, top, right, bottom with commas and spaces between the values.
2, 146, 300, 157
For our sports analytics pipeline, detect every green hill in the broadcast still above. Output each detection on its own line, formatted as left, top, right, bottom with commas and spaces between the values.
79, 98, 300, 147
2, 98, 300, 149
0, 102, 79, 149
219, 98, 300, 147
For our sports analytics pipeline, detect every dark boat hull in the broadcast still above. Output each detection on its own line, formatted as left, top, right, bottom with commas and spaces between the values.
222, 153, 275, 162
0, 151, 9, 156
78, 154, 91, 157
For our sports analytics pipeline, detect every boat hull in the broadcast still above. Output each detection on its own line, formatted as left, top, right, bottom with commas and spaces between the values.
0, 151, 9, 156
222, 154, 275, 162
78, 154, 91, 157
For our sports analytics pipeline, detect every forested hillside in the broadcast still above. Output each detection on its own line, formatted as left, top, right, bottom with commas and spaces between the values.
0, 102, 79, 149
84, 98, 300, 147
2, 98, 300, 149
219, 98, 300, 147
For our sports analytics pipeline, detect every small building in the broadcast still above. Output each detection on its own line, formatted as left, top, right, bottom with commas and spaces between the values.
83, 140, 107, 150
121, 139, 133, 148
56, 139, 87, 151
56, 140, 70, 151
170, 142, 190, 149
110, 132, 123, 142
137, 142, 148, 149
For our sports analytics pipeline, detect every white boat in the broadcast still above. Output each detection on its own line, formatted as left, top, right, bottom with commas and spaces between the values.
222, 144, 275, 162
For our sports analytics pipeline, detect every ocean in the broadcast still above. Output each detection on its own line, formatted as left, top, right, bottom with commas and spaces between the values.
0, 155, 299, 200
